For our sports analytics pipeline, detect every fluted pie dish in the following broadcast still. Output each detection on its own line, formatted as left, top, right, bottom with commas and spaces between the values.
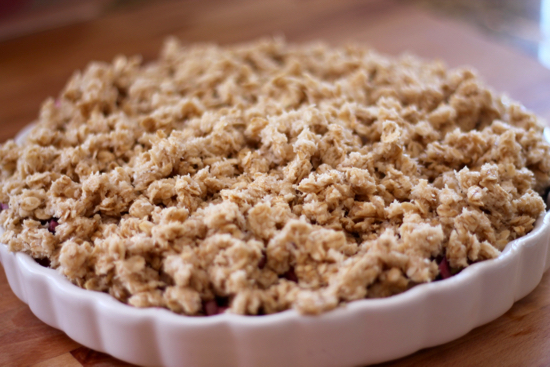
2, 39, 550, 366
2, 125, 550, 366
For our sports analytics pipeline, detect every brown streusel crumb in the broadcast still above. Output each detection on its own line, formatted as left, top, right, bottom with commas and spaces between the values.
1, 38, 549, 315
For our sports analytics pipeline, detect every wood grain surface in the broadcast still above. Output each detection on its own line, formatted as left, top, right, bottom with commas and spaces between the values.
1, 0, 550, 366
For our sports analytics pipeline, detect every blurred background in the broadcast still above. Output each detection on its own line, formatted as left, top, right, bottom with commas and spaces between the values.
1, 0, 549, 66
410, 0, 550, 68
0, 0, 549, 139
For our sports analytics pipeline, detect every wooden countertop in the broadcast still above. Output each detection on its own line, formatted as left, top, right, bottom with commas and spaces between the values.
1, 0, 550, 366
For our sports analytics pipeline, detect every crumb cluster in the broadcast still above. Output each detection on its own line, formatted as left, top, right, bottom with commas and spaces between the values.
1, 38, 549, 315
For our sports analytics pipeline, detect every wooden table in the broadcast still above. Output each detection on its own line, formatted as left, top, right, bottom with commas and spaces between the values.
1, 0, 550, 365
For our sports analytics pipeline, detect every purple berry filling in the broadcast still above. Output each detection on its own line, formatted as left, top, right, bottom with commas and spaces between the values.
0, 203, 8, 211
204, 300, 218, 316
217, 306, 229, 314
438, 256, 452, 279
282, 267, 298, 283
258, 252, 267, 269
203, 297, 230, 316
35, 257, 51, 267
48, 219, 59, 234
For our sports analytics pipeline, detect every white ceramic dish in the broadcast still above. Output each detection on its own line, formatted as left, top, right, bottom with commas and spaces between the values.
1, 124, 549, 367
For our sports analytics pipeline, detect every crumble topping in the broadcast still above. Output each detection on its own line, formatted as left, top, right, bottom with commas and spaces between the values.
1, 37, 549, 315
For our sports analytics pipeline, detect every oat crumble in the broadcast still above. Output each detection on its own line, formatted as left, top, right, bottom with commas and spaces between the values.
1, 38, 549, 315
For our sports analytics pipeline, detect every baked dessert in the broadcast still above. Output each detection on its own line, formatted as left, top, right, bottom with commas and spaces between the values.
1, 38, 548, 316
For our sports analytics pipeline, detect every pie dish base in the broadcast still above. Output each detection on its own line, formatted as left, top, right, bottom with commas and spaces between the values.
1, 211, 549, 367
